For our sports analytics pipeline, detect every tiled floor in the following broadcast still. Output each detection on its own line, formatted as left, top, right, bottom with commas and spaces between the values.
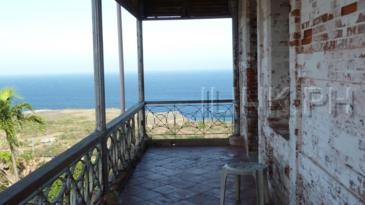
119, 146, 258, 205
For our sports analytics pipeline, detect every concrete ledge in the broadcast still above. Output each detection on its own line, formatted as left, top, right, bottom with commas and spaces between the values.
148, 138, 230, 147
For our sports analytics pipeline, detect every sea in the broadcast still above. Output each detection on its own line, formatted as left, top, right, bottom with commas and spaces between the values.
0, 70, 233, 109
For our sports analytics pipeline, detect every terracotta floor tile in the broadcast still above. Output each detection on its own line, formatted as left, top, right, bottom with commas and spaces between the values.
119, 146, 259, 205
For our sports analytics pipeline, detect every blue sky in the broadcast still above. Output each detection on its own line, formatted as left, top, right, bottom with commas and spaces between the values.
0, 0, 233, 76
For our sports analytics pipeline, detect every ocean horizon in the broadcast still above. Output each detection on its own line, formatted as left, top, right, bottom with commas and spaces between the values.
0, 70, 233, 110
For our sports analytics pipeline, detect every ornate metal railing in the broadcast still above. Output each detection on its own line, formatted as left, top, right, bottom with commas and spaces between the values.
0, 100, 233, 204
145, 100, 234, 139
0, 103, 145, 205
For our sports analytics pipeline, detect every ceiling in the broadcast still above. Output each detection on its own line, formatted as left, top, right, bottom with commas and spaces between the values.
115, 0, 233, 20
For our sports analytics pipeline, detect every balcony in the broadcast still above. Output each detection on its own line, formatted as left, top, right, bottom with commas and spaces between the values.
119, 146, 256, 205
0, 1, 255, 204
0, 100, 260, 205
1, 0, 363, 203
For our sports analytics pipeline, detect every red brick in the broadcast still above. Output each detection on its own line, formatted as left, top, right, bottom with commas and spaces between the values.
291, 9, 300, 17
293, 100, 301, 107
303, 29, 313, 39
302, 29, 313, 45
293, 32, 301, 39
341, 2, 358, 16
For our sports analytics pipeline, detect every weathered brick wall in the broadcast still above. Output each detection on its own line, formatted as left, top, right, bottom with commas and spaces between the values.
257, 0, 295, 203
295, 0, 365, 204
269, 0, 291, 127
238, 0, 258, 153
254, 0, 365, 204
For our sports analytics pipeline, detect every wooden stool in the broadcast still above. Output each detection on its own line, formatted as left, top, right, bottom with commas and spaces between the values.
220, 162, 268, 205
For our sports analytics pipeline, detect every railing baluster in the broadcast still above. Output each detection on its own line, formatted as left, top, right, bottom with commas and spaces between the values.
101, 136, 109, 194
173, 104, 177, 136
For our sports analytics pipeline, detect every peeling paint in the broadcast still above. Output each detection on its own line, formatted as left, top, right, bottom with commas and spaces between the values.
248, 0, 365, 204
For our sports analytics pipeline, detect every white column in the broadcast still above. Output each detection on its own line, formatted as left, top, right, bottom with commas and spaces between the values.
91, 0, 108, 193
137, 19, 146, 137
116, 3, 126, 112
137, 20, 145, 103
91, 0, 106, 131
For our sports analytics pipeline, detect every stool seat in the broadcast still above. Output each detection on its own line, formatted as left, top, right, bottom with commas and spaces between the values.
223, 161, 266, 173
220, 161, 268, 205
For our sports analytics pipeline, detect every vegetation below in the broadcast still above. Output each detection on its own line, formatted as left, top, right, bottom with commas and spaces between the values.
0, 109, 120, 192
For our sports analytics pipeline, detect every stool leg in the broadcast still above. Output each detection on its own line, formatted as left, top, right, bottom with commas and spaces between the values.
236, 175, 241, 201
256, 170, 264, 205
220, 171, 228, 205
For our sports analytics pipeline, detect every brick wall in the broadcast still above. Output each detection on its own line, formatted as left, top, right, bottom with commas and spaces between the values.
238, 0, 258, 153
256, 0, 294, 203
296, 0, 365, 204
252, 0, 365, 204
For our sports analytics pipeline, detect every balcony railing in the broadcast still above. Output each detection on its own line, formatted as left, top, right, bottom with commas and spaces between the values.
0, 103, 145, 204
0, 100, 233, 204
145, 100, 234, 139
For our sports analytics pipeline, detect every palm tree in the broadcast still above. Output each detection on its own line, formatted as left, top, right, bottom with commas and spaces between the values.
0, 88, 43, 180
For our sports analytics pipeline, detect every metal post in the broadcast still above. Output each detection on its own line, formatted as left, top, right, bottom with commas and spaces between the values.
137, 19, 146, 137
117, 3, 126, 112
91, 0, 107, 193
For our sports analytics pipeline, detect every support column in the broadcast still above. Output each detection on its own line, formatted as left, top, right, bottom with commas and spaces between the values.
91, 0, 106, 131
116, 3, 126, 112
242, 0, 258, 154
91, 0, 107, 193
229, 0, 244, 147
137, 19, 146, 137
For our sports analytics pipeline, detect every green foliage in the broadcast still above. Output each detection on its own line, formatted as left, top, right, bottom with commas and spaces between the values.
47, 162, 84, 202
0, 87, 44, 179
0, 150, 35, 169
0, 88, 44, 147
0, 151, 11, 164
47, 177, 64, 201
19, 151, 34, 162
